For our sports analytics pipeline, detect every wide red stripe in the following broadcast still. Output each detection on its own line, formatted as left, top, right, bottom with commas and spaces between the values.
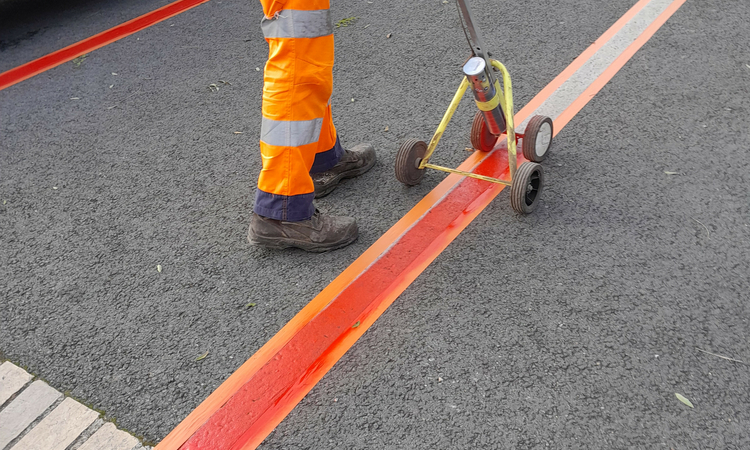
160, 1, 687, 448
0, 0, 210, 92
156, 0, 661, 444
180, 146, 514, 450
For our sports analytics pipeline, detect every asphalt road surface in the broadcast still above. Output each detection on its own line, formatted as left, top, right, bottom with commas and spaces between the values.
1, 0, 749, 448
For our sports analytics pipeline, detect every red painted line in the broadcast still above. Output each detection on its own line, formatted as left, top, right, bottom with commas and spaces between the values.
157, 1, 686, 449
178, 149, 513, 450
0, 0, 210, 92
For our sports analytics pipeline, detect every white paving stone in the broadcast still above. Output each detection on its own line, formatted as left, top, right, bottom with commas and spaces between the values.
0, 364, 145, 449
11, 397, 99, 450
77, 422, 139, 450
0, 380, 62, 448
0, 362, 33, 406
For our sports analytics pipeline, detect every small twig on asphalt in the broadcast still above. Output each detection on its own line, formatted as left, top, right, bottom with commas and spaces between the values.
696, 347, 746, 365
691, 217, 711, 240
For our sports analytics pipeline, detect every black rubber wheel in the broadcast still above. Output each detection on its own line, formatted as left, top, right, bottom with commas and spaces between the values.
522, 115, 553, 162
510, 162, 544, 214
470, 111, 497, 152
395, 139, 427, 186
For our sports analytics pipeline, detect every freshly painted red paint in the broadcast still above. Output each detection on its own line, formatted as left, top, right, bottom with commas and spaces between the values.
167, 0, 688, 445
179, 144, 517, 450
0, 0, 210, 92
152, 0, 686, 448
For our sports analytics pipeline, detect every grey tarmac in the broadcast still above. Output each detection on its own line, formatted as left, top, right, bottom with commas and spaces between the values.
1, 0, 749, 449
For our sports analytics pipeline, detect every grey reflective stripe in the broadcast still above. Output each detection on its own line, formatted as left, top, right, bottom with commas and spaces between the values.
260, 117, 323, 147
261, 9, 332, 39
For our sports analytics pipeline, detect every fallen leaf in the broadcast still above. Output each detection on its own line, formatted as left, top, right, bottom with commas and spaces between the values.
352, 321, 361, 328
675, 393, 694, 408
2, 200, 6, 205
196, 351, 209, 361
255, 67, 260, 71
157, 264, 162, 273
52, 187, 58, 190
72, 54, 87, 67
246, 302, 257, 308
335, 17, 358, 28
384, 126, 389, 132
387, 33, 392, 38
664, 171, 679, 175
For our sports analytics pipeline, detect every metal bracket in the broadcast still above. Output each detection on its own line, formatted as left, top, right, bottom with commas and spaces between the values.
456, 0, 492, 68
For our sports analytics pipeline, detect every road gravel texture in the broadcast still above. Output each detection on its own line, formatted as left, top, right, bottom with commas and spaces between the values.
1, 0, 749, 448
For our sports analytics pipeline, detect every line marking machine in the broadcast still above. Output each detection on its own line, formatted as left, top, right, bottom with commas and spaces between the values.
395, 0, 554, 214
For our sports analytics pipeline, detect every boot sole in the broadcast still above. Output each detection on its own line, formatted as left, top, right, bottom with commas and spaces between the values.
248, 232, 358, 253
314, 159, 376, 199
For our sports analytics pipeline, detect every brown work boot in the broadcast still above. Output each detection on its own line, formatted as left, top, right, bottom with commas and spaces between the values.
312, 143, 376, 198
248, 209, 358, 252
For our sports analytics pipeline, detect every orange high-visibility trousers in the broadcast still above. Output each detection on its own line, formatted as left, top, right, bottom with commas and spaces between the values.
254, 0, 343, 221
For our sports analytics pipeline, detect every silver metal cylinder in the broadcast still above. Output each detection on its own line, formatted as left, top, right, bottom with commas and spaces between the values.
463, 57, 506, 136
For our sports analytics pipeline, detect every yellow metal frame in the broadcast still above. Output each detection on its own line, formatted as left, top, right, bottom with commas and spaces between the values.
418, 60, 517, 184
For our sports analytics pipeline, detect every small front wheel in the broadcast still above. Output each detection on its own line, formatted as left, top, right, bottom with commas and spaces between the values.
521, 115, 553, 162
470, 111, 498, 152
510, 162, 544, 214
395, 139, 427, 186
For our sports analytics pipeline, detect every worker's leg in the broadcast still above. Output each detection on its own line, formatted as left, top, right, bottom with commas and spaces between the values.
309, 98, 377, 198
309, 100, 343, 173
250, 0, 359, 251
254, 0, 336, 221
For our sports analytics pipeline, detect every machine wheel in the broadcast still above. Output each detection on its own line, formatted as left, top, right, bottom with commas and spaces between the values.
470, 111, 497, 152
510, 162, 544, 214
521, 115, 553, 162
395, 139, 427, 186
